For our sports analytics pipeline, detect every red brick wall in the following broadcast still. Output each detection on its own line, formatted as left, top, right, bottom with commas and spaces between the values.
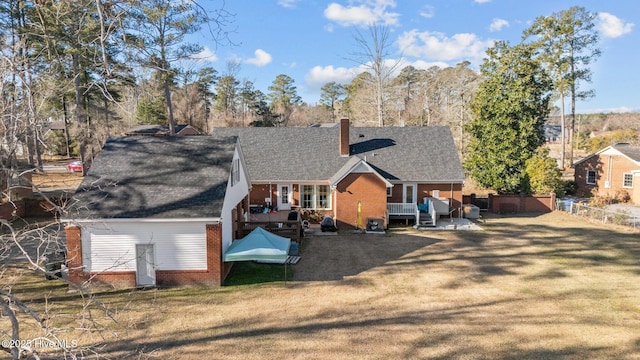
0, 201, 25, 219
65, 222, 227, 288
575, 153, 640, 203
249, 184, 273, 206
335, 173, 387, 229
65, 225, 84, 284
339, 118, 349, 156
489, 193, 556, 213
417, 184, 463, 217
574, 156, 602, 197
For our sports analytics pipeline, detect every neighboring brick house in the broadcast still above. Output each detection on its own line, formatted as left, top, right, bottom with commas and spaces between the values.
63, 136, 250, 288
573, 143, 640, 204
214, 119, 465, 229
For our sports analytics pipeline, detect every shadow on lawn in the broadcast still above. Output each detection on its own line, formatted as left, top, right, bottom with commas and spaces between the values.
99, 294, 632, 359
288, 212, 640, 284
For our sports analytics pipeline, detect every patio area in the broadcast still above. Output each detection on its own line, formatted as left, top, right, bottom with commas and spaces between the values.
413, 217, 483, 231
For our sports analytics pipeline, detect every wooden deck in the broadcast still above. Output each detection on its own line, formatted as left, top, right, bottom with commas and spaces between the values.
239, 210, 303, 243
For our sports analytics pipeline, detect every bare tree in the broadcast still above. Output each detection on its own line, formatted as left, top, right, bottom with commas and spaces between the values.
350, 25, 401, 127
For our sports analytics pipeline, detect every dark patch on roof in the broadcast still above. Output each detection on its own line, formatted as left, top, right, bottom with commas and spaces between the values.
125, 124, 195, 136
68, 136, 236, 219
213, 126, 464, 183
350, 138, 396, 155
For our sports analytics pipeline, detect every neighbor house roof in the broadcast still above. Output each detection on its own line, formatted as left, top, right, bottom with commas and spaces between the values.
67, 136, 237, 220
125, 124, 199, 136
573, 143, 640, 167
213, 126, 464, 183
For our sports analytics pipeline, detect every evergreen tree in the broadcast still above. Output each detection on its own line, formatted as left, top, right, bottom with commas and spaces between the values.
464, 41, 552, 194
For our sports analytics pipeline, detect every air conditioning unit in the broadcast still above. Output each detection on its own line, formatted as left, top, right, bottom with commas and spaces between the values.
366, 218, 385, 234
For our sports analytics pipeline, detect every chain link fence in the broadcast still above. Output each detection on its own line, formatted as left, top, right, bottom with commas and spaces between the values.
556, 199, 639, 230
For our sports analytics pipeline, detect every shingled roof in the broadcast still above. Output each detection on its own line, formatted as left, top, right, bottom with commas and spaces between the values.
125, 124, 198, 136
213, 126, 464, 183
612, 143, 640, 163
574, 142, 640, 166
67, 136, 237, 220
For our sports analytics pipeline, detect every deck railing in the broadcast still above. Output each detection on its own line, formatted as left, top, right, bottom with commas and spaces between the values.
387, 203, 417, 215
237, 220, 302, 243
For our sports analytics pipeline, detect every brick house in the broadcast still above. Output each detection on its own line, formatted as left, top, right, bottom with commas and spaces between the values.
215, 119, 465, 229
63, 136, 250, 287
64, 121, 464, 288
573, 143, 640, 204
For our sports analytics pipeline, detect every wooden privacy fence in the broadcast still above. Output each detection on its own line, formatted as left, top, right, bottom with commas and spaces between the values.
463, 193, 557, 214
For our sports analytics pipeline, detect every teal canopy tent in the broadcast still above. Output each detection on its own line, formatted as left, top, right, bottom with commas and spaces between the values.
223, 227, 291, 264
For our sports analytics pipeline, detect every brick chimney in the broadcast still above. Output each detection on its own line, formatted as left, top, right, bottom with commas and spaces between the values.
339, 118, 350, 156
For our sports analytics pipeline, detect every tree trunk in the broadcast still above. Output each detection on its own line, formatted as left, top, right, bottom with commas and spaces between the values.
560, 92, 566, 169
376, 78, 383, 127
62, 95, 71, 157
164, 78, 175, 135
73, 53, 88, 175
569, 50, 576, 165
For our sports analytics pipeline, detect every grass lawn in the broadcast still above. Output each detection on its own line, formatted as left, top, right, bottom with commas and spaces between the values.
3, 212, 640, 359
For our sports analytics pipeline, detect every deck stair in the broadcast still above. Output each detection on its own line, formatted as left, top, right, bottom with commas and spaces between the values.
416, 211, 434, 228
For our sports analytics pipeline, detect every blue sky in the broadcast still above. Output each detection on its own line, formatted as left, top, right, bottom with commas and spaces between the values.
191, 0, 637, 114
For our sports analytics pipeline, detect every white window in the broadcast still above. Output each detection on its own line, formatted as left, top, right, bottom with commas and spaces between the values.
586, 170, 596, 185
387, 186, 392, 197
231, 159, 240, 186
301, 185, 331, 210
302, 185, 314, 208
623, 173, 633, 188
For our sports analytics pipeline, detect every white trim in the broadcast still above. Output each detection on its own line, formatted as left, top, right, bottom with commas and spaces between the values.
622, 173, 633, 188
403, 183, 417, 204
277, 184, 292, 210
330, 157, 393, 188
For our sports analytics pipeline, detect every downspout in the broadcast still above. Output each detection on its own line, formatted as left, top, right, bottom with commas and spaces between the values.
332, 186, 338, 224
450, 183, 457, 218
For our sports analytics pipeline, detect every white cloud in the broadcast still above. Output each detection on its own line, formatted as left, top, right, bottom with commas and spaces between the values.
598, 12, 634, 38
474, 0, 491, 3
191, 47, 218, 62
324, 0, 400, 27
397, 29, 493, 63
578, 106, 640, 114
406, 59, 449, 71
244, 49, 272, 67
489, 18, 509, 32
277, 0, 300, 8
419, 5, 434, 19
305, 65, 359, 88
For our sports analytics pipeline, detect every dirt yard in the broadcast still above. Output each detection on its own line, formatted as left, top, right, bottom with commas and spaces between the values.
4, 212, 640, 359
32, 170, 83, 192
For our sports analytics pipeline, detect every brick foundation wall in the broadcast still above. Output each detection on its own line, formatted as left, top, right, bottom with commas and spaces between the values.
86, 272, 137, 288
